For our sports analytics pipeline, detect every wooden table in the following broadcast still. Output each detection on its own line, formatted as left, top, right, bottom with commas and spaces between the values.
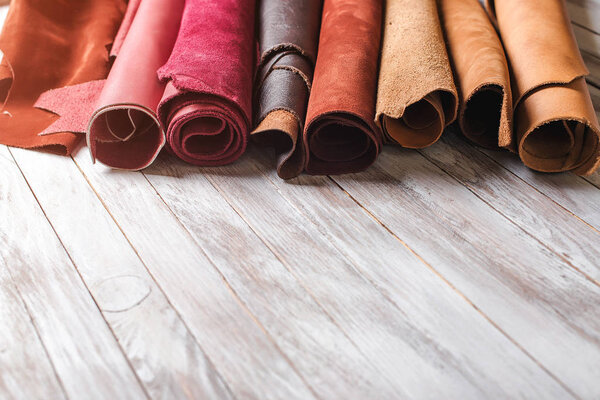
1, 1, 600, 399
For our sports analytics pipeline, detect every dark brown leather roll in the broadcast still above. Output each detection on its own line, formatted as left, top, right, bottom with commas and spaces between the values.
252, 0, 323, 179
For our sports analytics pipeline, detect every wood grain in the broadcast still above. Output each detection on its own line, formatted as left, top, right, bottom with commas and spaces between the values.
71, 149, 318, 400
10, 146, 235, 400
332, 148, 600, 399
0, 145, 147, 400
144, 151, 572, 398
0, 263, 65, 400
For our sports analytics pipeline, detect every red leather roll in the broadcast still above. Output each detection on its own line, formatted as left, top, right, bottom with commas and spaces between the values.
87, 0, 184, 170
157, 0, 256, 166
303, 0, 383, 175
0, 0, 126, 154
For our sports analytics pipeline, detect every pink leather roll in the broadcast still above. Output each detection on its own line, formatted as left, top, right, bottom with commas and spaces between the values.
87, 0, 184, 170
157, 0, 255, 166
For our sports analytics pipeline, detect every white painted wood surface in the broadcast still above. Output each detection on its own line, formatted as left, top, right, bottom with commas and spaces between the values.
1, 2, 600, 399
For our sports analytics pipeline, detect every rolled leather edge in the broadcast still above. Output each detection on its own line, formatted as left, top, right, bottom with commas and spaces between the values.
304, 0, 383, 175
87, 0, 184, 170
110, 0, 142, 59
252, 0, 322, 179
158, 81, 247, 166
375, 0, 458, 149
440, 0, 513, 149
491, 0, 599, 174
516, 78, 600, 175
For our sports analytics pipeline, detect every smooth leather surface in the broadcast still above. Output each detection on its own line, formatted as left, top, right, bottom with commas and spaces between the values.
87, 0, 184, 170
252, 0, 322, 179
157, 0, 255, 167
490, 0, 600, 175
304, 0, 382, 175
440, 0, 513, 149
376, 0, 458, 149
0, 0, 126, 154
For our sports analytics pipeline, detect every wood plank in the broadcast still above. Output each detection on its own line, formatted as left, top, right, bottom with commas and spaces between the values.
148, 152, 572, 398
573, 23, 600, 59
419, 132, 600, 283
243, 147, 573, 397
10, 146, 235, 400
568, 0, 600, 34
582, 51, 600, 87
0, 146, 147, 400
143, 160, 406, 398
0, 264, 66, 400
332, 147, 600, 399
70, 149, 317, 400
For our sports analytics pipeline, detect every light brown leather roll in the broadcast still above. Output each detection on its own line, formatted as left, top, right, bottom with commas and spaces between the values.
440, 0, 512, 149
376, 0, 458, 149
488, 0, 600, 175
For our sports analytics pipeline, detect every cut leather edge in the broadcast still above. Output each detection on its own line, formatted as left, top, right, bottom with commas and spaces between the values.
86, 103, 165, 171
252, 108, 304, 179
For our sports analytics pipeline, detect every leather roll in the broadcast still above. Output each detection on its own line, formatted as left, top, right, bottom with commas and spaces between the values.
157, 0, 256, 167
304, 0, 383, 175
489, 0, 600, 175
0, 0, 126, 154
87, 0, 184, 170
376, 0, 458, 149
440, 0, 512, 149
252, 0, 323, 179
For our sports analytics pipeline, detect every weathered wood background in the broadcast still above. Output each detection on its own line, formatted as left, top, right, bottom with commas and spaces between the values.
1, 1, 600, 399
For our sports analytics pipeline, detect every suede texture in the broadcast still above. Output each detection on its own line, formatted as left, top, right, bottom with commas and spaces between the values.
252, 0, 323, 179
0, 0, 126, 154
376, 0, 458, 149
87, 0, 184, 170
490, 0, 600, 175
440, 0, 512, 149
304, 0, 383, 175
157, 0, 256, 167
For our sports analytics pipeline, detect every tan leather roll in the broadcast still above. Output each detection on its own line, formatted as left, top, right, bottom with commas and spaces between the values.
376, 0, 458, 149
440, 0, 512, 149
489, 0, 600, 175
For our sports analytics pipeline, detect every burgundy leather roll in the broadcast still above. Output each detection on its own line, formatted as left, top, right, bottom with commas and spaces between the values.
157, 0, 256, 166
440, 0, 512, 149
252, 0, 323, 179
304, 0, 383, 175
87, 0, 184, 170
0, 0, 126, 154
487, 0, 600, 175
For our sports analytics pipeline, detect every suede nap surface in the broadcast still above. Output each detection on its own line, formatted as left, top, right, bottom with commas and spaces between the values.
252, 0, 322, 179
157, 0, 256, 167
0, 0, 126, 154
87, 0, 184, 170
488, 0, 600, 175
304, 0, 383, 175
376, 0, 458, 149
440, 0, 512, 149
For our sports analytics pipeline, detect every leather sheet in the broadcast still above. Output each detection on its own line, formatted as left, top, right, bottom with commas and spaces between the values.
304, 0, 383, 175
440, 0, 512, 149
157, 0, 256, 167
252, 0, 322, 179
376, 0, 458, 149
488, 0, 600, 175
0, 0, 126, 154
87, 0, 184, 170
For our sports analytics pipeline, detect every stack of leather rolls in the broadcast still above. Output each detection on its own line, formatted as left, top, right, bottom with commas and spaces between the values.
0, 0, 597, 178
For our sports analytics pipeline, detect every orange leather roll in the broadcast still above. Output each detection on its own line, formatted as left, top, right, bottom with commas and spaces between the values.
440, 0, 512, 149
376, 0, 458, 149
488, 0, 600, 175
0, 0, 126, 154
304, 0, 383, 175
